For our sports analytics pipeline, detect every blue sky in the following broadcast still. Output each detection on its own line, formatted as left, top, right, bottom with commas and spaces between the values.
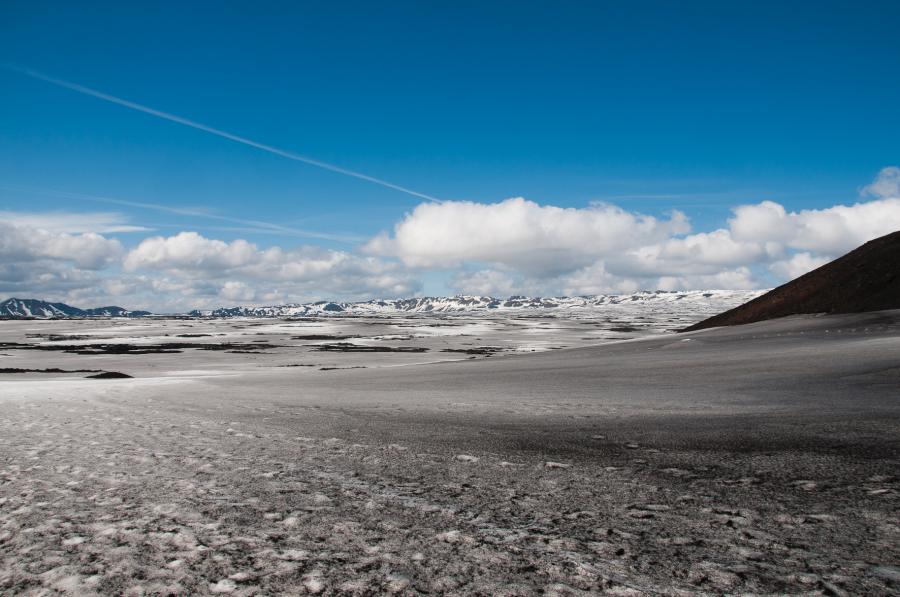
1, 1, 899, 310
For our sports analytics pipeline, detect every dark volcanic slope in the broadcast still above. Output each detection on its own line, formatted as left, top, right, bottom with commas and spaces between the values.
684, 230, 900, 332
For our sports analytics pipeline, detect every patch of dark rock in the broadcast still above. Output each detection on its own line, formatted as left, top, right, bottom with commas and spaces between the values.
291, 334, 360, 340
441, 347, 504, 355
26, 334, 93, 341
85, 371, 133, 379
0, 367, 102, 374
0, 341, 283, 355
175, 333, 212, 337
609, 326, 639, 332
311, 343, 428, 353
319, 366, 367, 371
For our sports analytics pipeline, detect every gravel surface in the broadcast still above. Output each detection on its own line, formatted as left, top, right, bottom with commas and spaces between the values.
1, 311, 898, 595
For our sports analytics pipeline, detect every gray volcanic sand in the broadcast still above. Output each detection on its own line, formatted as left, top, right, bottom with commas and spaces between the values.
1, 312, 899, 595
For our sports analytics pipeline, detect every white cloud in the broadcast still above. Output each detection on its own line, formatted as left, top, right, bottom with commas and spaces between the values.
560, 262, 640, 296
861, 166, 900, 199
121, 231, 420, 309
452, 270, 519, 297
0, 222, 123, 269
124, 232, 260, 272
729, 196, 900, 255
366, 197, 690, 275
768, 252, 829, 281
3, 167, 899, 310
367, 167, 900, 294
655, 268, 758, 292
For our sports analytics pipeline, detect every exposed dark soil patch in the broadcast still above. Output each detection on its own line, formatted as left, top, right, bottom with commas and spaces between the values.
609, 326, 639, 332
291, 334, 359, 340
175, 333, 212, 337
85, 372, 133, 379
319, 366, 367, 371
311, 343, 428, 353
0, 342, 283, 355
0, 368, 101, 374
26, 334, 93, 341
441, 347, 504, 355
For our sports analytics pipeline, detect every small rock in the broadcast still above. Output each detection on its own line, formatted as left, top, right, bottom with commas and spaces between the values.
629, 510, 655, 519
303, 574, 325, 594
435, 529, 473, 544
544, 461, 571, 469
642, 504, 671, 511
210, 579, 237, 593
281, 549, 309, 561
455, 454, 479, 463
795, 573, 821, 585
385, 573, 411, 593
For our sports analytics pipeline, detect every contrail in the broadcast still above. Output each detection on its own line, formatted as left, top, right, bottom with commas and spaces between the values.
0, 183, 364, 243
4, 65, 442, 203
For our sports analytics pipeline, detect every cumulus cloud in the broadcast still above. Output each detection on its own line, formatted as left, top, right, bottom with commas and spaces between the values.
122, 231, 420, 309
768, 252, 829, 281
861, 166, 900, 199
3, 167, 899, 309
366, 197, 690, 275
0, 222, 123, 269
0, 223, 418, 311
729, 197, 900, 255
0, 222, 123, 307
371, 167, 900, 294
124, 232, 260, 272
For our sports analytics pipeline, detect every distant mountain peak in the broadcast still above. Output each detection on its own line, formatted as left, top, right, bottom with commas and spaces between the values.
0, 298, 151, 319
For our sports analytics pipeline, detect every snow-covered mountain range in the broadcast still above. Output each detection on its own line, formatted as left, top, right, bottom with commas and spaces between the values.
0, 298, 151, 319
1, 290, 766, 320
189, 290, 765, 318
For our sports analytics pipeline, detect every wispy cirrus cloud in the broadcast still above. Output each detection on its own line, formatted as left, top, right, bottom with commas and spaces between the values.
1, 184, 363, 243
6, 65, 442, 203
0, 211, 148, 234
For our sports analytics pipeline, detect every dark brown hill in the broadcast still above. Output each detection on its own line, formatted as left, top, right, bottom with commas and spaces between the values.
683, 230, 900, 332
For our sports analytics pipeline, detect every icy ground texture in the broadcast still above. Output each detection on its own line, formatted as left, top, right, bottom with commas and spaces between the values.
0, 311, 899, 595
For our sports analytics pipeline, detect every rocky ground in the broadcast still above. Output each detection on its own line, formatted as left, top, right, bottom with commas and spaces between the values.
1, 312, 898, 595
